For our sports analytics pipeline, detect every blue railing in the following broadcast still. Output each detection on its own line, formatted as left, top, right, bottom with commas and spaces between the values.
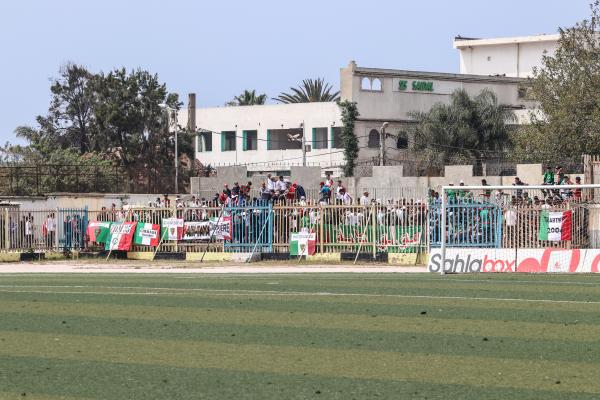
429, 199, 503, 248
224, 203, 273, 252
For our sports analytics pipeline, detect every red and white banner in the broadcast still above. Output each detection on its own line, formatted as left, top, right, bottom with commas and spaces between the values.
429, 248, 600, 273
105, 222, 137, 251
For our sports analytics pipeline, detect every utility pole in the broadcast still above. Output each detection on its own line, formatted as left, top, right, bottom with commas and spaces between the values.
379, 122, 389, 166
301, 121, 306, 167
173, 110, 179, 194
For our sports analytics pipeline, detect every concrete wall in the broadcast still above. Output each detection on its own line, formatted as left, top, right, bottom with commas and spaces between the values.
191, 164, 585, 201
178, 102, 344, 170
454, 35, 559, 78
339, 61, 536, 123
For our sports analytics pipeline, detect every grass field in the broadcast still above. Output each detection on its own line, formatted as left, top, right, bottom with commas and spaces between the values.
2, 272, 600, 399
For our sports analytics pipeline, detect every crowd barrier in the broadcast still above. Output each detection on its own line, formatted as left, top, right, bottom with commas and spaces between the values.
0, 198, 595, 259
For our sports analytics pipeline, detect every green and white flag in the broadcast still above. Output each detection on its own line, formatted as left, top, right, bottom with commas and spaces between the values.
134, 223, 160, 246
290, 230, 316, 256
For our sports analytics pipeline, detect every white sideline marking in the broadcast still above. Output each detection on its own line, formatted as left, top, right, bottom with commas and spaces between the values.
0, 285, 599, 305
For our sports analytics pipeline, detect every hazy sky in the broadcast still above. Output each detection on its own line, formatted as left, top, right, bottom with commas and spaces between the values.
0, 0, 590, 144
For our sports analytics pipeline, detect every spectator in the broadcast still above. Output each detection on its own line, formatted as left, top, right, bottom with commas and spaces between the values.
481, 179, 491, 199
543, 165, 554, 185
447, 183, 457, 203
555, 166, 565, 186
339, 188, 353, 205
277, 176, 287, 192
458, 181, 467, 199
231, 182, 240, 197
266, 174, 275, 191
260, 182, 270, 201
574, 176, 582, 201
223, 184, 232, 198
335, 180, 345, 202
325, 174, 334, 187
359, 191, 370, 206
46, 213, 56, 247
25, 215, 33, 248
286, 182, 296, 201
319, 182, 331, 205
513, 177, 526, 197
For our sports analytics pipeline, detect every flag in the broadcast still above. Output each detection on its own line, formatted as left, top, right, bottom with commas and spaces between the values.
105, 222, 137, 250
539, 210, 572, 241
134, 223, 160, 246
87, 221, 112, 243
290, 230, 316, 256
161, 218, 184, 241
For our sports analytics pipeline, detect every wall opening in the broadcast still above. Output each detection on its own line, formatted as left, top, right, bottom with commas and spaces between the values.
396, 131, 408, 149
331, 127, 343, 149
368, 129, 380, 148
221, 131, 236, 152
313, 127, 328, 149
268, 128, 303, 150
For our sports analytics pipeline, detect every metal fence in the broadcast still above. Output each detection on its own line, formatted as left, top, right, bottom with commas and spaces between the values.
0, 196, 596, 255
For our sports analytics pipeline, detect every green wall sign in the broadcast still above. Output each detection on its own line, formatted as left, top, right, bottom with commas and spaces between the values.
398, 80, 434, 92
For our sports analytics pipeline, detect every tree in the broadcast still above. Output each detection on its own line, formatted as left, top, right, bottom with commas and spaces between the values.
274, 78, 340, 103
511, 1, 600, 162
7, 64, 187, 194
411, 89, 514, 170
226, 89, 267, 106
338, 100, 360, 177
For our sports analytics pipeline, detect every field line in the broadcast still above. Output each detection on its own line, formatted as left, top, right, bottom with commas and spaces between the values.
1, 285, 600, 305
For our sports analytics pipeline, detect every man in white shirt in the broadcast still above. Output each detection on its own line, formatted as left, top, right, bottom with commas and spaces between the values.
276, 176, 287, 192
266, 174, 275, 191
46, 213, 56, 248
340, 188, 352, 205
359, 191, 370, 206
325, 174, 334, 187
335, 180, 345, 201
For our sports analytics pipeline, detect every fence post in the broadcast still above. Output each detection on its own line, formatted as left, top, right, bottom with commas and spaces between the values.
319, 205, 324, 254
4, 208, 9, 250
371, 203, 376, 260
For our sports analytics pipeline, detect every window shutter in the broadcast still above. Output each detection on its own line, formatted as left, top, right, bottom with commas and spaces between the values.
220, 132, 225, 152
267, 130, 271, 150
330, 127, 334, 149
242, 131, 247, 151
312, 128, 316, 149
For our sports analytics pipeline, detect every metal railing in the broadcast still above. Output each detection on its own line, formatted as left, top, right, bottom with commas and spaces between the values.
0, 195, 596, 255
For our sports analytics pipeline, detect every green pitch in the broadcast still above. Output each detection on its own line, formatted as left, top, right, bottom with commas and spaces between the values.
1, 272, 600, 399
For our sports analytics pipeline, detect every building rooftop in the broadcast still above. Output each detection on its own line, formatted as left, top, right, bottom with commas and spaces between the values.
352, 64, 527, 84
453, 33, 560, 48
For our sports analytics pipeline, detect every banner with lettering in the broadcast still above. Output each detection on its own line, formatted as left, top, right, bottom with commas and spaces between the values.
105, 222, 137, 251
539, 210, 572, 241
182, 217, 232, 241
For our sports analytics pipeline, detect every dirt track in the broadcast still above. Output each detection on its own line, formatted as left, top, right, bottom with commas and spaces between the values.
0, 261, 427, 274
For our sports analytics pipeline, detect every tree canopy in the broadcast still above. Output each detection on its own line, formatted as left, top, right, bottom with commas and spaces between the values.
1, 63, 194, 194
226, 89, 267, 106
274, 78, 340, 103
411, 89, 514, 170
511, 1, 600, 162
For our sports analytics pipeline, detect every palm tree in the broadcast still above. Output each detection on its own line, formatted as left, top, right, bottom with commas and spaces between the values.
226, 90, 267, 106
274, 78, 340, 103
411, 89, 515, 171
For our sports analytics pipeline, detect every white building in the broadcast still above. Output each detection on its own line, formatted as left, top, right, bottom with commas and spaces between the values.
182, 34, 553, 175
454, 34, 559, 78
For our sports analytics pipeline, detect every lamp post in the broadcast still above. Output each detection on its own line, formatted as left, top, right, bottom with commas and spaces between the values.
379, 122, 389, 166
301, 121, 306, 167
